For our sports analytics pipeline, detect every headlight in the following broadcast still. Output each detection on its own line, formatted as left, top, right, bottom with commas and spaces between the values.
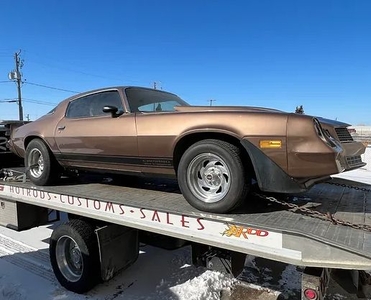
313, 118, 326, 141
313, 118, 342, 150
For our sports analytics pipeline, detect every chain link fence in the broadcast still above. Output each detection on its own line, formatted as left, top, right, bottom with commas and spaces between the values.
353, 135, 371, 146
350, 126, 371, 146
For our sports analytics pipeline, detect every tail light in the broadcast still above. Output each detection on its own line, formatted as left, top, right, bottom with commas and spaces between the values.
304, 288, 318, 299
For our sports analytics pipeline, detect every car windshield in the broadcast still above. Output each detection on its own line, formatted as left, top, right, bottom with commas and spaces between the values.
125, 87, 189, 113
47, 106, 57, 114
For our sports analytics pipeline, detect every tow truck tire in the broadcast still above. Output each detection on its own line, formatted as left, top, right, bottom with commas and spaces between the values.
25, 139, 59, 186
49, 219, 100, 294
177, 139, 250, 213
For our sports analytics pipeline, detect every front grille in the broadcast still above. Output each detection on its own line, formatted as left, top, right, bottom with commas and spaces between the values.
335, 127, 353, 143
346, 155, 363, 167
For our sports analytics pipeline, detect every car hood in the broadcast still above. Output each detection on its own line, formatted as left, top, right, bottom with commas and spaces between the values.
317, 117, 350, 128
175, 106, 351, 127
175, 106, 284, 113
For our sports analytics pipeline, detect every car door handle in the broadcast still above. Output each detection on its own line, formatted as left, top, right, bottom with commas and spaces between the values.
57, 126, 65, 130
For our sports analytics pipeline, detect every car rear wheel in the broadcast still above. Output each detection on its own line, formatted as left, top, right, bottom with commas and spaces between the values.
177, 139, 250, 213
25, 139, 59, 185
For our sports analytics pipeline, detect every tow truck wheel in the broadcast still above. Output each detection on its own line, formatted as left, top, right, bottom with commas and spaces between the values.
25, 138, 59, 185
177, 139, 250, 213
49, 219, 100, 294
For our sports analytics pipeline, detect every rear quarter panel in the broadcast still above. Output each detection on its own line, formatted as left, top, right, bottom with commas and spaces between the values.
12, 101, 68, 157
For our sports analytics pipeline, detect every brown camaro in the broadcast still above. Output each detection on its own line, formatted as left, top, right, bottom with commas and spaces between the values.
9, 86, 366, 213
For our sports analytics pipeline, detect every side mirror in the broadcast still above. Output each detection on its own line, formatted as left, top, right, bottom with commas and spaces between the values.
103, 106, 123, 118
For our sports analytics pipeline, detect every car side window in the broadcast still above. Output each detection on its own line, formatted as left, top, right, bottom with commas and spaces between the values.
66, 95, 91, 118
66, 91, 123, 118
89, 91, 123, 117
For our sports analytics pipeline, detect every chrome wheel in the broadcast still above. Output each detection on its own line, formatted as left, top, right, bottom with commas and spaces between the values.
28, 148, 44, 178
56, 236, 83, 282
187, 153, 231, 203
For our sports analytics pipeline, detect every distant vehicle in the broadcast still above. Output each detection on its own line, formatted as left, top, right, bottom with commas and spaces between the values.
0, 120, 27, 167
348, 128, 357, 134
9, 86, 366, 213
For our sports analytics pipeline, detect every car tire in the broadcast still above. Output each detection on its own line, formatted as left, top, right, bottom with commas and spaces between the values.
49, 219, 101, 294
177, 139, 250, 213
25, 139, 59, 185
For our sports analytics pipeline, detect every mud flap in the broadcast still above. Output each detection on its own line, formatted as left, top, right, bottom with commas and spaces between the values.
192, 243, 246, 277
95, 224, 139, 281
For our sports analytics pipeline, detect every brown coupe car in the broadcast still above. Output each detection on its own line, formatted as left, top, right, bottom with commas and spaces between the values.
9, 86, 366, 213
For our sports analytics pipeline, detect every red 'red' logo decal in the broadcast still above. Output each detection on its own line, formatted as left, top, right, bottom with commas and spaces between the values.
0, 185, 4, 192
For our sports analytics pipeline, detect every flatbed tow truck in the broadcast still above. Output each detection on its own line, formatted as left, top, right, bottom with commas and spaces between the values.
0, 167, 371, 299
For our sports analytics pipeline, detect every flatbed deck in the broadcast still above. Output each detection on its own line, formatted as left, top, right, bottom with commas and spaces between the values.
1, 175, 371, 270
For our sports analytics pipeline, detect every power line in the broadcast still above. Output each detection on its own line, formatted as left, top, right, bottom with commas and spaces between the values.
25, 81, 80, 94
23, 98, 56, 106
23, 97, 55, 102
0, 51, 13, 57
28, 60, 123, 82
0, 81, 11, 84
1, 97, 56, 106
24, 50, 143, 85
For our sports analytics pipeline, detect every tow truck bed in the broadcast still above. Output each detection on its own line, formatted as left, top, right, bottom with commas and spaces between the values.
1, 175, 371, 270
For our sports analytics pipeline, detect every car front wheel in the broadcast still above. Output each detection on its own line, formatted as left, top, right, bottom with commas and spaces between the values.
177, 139, 250, 213
25, 138, 59, 185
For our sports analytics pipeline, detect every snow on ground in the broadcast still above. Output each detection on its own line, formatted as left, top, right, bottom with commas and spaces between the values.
0, 147, 370, 300
0, 213, 239, 300
0, 222, 240, 300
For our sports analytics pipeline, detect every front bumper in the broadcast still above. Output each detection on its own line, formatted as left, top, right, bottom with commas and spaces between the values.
336, 141, 366, 172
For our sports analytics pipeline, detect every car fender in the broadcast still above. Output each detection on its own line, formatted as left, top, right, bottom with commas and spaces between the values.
240, 139, 307, 193
173, 127, 241, 150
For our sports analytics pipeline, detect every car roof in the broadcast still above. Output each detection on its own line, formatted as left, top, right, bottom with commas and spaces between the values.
61, 86, 177, 104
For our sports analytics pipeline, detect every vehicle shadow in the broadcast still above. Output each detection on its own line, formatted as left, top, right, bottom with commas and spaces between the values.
55, 173, 183, 195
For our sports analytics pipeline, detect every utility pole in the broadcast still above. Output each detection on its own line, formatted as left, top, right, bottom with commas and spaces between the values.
153, 81, 157, 90
8, 50, 24, 121
208, 99, 216, 106
15, 51, 23, 121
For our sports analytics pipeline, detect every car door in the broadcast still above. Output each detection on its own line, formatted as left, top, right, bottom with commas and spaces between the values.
54, 90, 140, 173
124, 87, 187, 177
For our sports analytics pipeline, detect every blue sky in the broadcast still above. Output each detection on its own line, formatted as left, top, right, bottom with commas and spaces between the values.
1, 0, 370, 124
